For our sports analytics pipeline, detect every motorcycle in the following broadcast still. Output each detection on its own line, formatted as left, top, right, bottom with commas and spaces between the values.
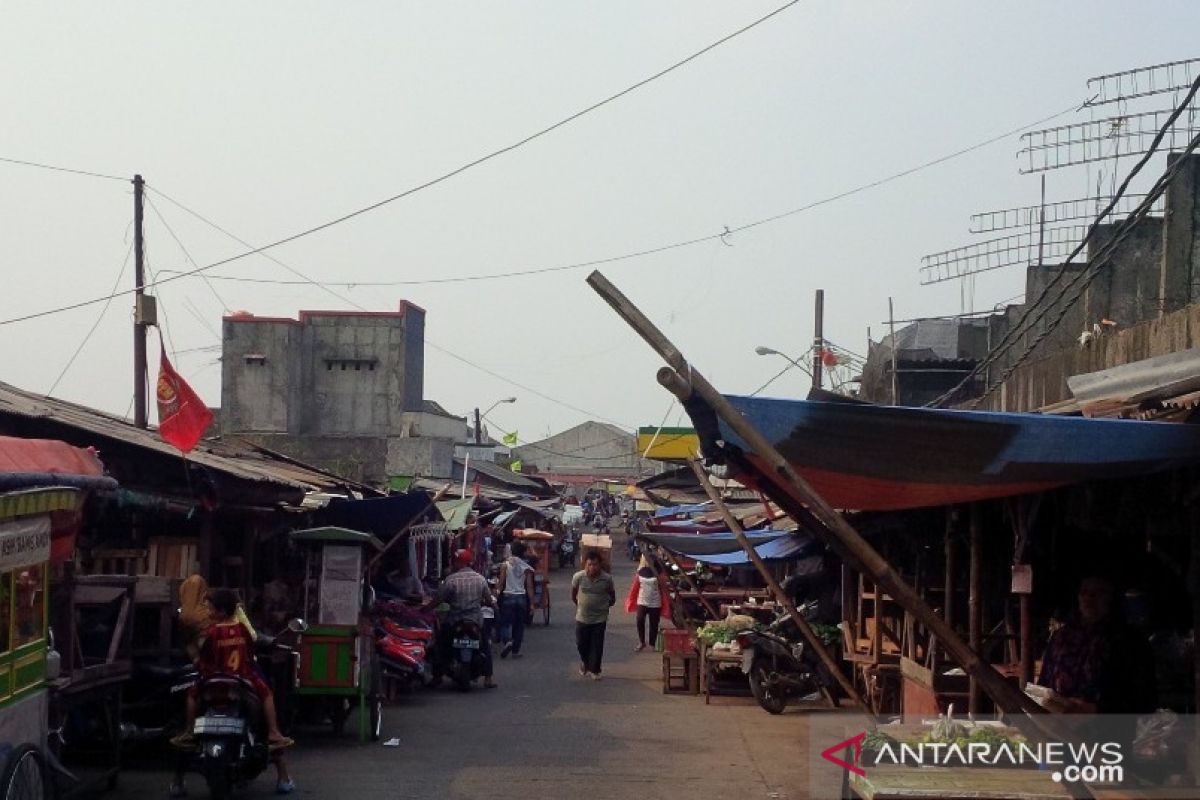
120, 659, 198, 743
558, 536, 577, 569
435, 618, 487, 692
736, 602, 824, 715
190, 623, 303, 799
375, 616, 433, 690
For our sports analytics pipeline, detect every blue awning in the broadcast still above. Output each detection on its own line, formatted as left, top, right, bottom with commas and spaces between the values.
638, 529, 816, 564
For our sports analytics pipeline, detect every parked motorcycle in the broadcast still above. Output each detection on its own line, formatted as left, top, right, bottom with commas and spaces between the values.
120, 659, 199, 743
736, 602, 823, 715
375, 616, 433, 690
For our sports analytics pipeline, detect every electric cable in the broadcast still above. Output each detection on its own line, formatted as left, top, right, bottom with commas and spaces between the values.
0, 155, 126, 182
45, 240, 134, 397
0, 99, 1080, 326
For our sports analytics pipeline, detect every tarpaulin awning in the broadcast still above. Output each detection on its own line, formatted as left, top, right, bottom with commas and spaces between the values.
436, 497, 475, 531
323, 491, 436, 540
690, 394, 1200, 511
0, 435, 116, 491
652, 502, 711, 518
639, 530, 816, 564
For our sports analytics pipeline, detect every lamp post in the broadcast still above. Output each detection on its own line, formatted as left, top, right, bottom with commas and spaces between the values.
475, 396, 516, 444
754, 346, 812, 374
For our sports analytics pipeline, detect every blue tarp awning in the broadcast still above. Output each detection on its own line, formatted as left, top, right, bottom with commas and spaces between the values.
638, 529, 816, 564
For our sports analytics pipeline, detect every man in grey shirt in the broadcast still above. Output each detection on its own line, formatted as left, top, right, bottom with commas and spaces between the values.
571, 551, 616, 680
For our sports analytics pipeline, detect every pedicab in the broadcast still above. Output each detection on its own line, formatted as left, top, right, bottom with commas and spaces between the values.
511, 530, 552, 626
289, 527, 383, 742
0, 436, 116, 797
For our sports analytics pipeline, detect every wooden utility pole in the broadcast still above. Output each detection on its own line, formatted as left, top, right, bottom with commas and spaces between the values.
688, 458, 863, 707
887, 297, 898, 406
133, 174, 148, 428
586, 270, 1044, 717
812, 289, 824, 391
968, 504, 983, 714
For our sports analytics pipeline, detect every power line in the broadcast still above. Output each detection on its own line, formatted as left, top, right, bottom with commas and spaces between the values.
0, 155, 126, 182
168, 104, 1082, 292
145, 195, 232, 313
0, 79, 1078, 324
149, 187, 634, 428
0, 3, 800, 325
45, 240, 134, 397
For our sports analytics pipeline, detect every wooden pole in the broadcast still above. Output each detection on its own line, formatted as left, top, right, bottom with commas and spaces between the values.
650, 542, 721, 622
688, 458, 864, 707
944, 509, 955, 630
812, 289, 824, 391
586, 270, 1043, 717
1020, 594, 1033, 688
133, 174, 148, 429
969, 504, 983, 714
887, 297, 898, 406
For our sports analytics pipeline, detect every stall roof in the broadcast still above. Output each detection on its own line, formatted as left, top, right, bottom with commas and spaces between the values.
0, 380, 376, 497
639, 530, 816, 564
289, 526, 383, 550
436, 497, 475, 531
0, 435, 117, 491
323, 491, 437, 540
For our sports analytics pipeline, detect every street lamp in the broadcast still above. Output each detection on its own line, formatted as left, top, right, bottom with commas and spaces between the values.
754, 346, 811, 374
475, 397, 517, 444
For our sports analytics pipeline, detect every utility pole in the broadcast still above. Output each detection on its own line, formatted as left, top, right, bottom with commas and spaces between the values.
888, 297, 898, 406
812, 289, 824, 391
474, 407, 482, 445
133, 174, 148, 429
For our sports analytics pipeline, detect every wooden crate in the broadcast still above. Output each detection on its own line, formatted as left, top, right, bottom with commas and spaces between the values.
662, 651, 699, 695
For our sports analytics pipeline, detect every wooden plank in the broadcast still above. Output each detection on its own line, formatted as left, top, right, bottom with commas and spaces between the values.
106, 596, 132, 665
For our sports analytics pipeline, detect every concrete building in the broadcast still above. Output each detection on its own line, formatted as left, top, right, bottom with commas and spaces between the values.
220, 302, 467, 485
513, 421, 659, 489
861, 152, 1200, 411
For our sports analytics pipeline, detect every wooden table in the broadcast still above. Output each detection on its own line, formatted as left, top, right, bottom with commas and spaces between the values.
699, 642, 751, 704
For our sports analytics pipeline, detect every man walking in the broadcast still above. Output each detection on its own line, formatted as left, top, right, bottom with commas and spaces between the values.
497, 541, 534, 658
571, 551, 615, 680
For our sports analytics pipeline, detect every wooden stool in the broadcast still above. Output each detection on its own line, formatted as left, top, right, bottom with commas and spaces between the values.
662, 651, 699, 695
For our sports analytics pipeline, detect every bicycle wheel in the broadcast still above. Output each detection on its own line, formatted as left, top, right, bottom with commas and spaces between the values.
1, 745, 46, 800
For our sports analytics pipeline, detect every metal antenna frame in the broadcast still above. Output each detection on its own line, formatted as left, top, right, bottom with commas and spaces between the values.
1018, 107, 1200, 173
920, 225, 1091, 285
969, 193, 1162, 233
1085, 58, 1200, 107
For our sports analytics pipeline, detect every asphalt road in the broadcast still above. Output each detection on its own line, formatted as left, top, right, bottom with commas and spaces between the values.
116, 566, 814, 800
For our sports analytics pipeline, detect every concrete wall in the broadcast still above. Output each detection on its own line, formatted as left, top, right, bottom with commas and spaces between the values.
1084, 218, 1164, 328
978, 303, 1200, 411
399, 410, 467, 440
236, 432, 390, 485
514, 422, 644, 474
387, 436, 454, 479
220, 318, 300, 433
303, 314, 407, 437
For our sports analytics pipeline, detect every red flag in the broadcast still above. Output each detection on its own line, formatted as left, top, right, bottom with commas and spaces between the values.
156, 344, 213, 453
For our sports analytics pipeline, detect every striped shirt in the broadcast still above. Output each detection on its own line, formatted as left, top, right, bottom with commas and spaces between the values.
437, 568, 494, 626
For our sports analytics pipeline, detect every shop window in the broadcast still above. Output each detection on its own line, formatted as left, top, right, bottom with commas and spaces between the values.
13, 565, 44, 648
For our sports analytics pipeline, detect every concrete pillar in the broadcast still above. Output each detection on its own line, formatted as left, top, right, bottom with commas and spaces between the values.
1160, 152, 1200, 316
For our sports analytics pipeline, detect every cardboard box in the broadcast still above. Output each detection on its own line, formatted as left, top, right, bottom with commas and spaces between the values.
578, 534, 612, 572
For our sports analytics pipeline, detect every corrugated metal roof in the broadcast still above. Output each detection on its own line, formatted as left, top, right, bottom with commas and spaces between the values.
0, 380, 368, 493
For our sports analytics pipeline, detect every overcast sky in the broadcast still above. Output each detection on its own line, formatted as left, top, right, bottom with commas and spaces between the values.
1, 2, 1196, 443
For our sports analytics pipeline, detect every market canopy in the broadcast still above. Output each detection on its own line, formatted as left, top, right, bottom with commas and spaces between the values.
688, 394, 1200, 511
435, 497, 475, 531
0, 435, 116, 491
638, 529, 816, 564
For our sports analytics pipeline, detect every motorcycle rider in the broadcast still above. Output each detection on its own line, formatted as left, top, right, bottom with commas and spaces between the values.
433, 549, 499, 689
172, 588, 295, 794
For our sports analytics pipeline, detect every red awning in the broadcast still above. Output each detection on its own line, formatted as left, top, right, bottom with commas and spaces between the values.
0, 436, 106, 478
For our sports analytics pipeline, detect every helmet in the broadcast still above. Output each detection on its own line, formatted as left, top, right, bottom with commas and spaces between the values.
454, 549, 474, 567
